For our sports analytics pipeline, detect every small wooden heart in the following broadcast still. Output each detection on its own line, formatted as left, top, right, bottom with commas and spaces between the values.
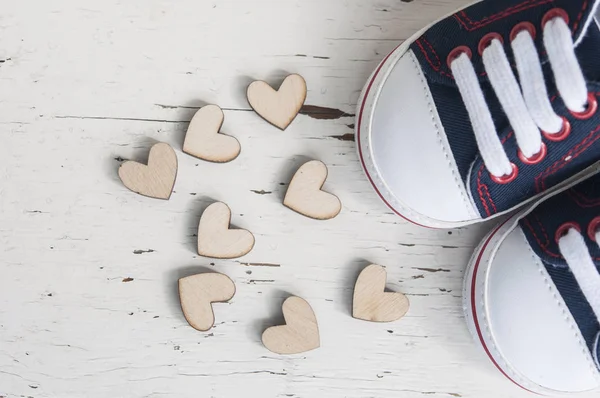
183, 105, 241, 163
179, 272, 236, 332
284, 160, 341, 220
262, 297, 320, 355
353, 264, 409, 322
197, 202, 255, 259
118, 142, 177, 200
247, 74, 307, 130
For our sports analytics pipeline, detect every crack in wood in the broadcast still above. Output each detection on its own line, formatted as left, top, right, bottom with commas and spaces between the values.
414, 267, 451, 273
238, 262, 281, 267
294, 54, 330, 59
56, 115, 190, 124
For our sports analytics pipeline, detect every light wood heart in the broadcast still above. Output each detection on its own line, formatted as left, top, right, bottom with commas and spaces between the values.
179, 272, 236, 332
353, 264, 410, 322
262, 297, 320, 355
118, 142, 177, 200
247, 74, 307, 130
183, 105, 241, 163
284, 160, 341, 220
197, 202, 255, 259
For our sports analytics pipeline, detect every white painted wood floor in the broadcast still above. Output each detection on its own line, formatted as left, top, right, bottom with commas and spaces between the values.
0, 1, 594, 397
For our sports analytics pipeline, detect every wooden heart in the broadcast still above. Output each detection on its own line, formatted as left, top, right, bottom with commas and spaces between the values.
262, 297, 320, 355
353, 264, 410, 322
183, 105, 241, 163
118, 142, 177, 200
197, 202, 255, 259
179, 273, 236, 332
284, 160, 341, 220
247, 74, 307, 130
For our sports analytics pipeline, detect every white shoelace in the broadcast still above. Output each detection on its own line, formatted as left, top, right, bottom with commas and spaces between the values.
558, 228, 600, 323
450, 17, 588, 178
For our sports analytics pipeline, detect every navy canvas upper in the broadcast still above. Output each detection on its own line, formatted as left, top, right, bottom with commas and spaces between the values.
409, 0, 600, 218
521, 176, 600, 363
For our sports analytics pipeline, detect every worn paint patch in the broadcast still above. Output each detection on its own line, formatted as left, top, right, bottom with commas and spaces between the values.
329, 133, 355, 142
299, 105, 354, 120
399, 243, 416, 247
414, 267, 451, 273
133, 249, 155, 255
251, 190, 272, 195
122, 277, 134, 282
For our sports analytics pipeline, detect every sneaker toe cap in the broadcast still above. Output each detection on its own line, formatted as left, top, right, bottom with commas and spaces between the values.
365, 49, 478, 225
484, 226, 600, 393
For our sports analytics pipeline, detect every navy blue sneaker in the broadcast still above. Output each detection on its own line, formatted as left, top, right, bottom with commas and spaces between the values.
356, 0, 600, 228
465, 175, 600, 394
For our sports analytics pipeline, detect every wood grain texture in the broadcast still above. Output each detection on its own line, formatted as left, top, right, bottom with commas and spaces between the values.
284, 160, 341, 220
353, 264, 410, 322
197, 202, 255, 259
118, 142, 178, 200
3, 0, 592, 397
247, 74, 307, 130
262, 297, 320, 355
179, 272, 236, 332
183, 105, 241, 163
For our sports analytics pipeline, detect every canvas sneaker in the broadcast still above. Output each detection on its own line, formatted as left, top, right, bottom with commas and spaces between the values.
464, 174, 600, 394
356, 0, 600, 228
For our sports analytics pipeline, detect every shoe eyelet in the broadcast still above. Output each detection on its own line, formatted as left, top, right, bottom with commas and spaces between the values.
490, 163, 518, 184
478, 32, 504, 56
510, 22, 536, 41
518, 143, 547, 165
555, 222, 581, 244
570, 93, 598, 120
587, 217, 600, 242
446, 46, 472, 68
543, 117, 571, 142
542, 8, 570, 29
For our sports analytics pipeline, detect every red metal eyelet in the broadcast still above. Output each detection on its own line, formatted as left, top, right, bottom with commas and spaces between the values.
543, 117, 571, 142
510, 22, 536, 41
570, 93, 598, 120
478, 32, 504, 56
490, 163, 518, 184
542, 8, 570, 29
518, 143, 547, 165
446, 46, 472, 68
555, 222, 581, 244
587, 217, 600, 242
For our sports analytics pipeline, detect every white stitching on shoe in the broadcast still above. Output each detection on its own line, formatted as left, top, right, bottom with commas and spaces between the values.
409, 51, 477, 217
526, 240, 600, 377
